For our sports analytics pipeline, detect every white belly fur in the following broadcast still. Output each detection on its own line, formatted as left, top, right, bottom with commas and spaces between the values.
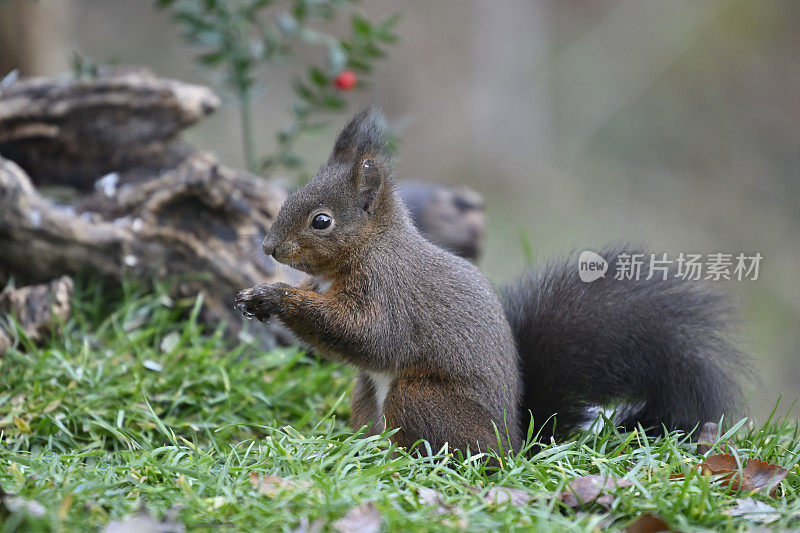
315, 276, 333, 294
367, 371, 394, 425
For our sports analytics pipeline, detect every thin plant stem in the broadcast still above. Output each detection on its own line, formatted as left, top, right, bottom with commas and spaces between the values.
239, 89, 256, 173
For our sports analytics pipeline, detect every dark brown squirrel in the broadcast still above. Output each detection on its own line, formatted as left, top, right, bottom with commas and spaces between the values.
235, 105, 747, 454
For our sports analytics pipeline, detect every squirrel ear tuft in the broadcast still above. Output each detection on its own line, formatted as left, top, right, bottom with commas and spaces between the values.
355, 157, 385, 216
330, 104, 388, 163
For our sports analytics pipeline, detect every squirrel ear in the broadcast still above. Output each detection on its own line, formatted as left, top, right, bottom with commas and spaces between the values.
354, 157, 385, 216
330, 104, 387, 163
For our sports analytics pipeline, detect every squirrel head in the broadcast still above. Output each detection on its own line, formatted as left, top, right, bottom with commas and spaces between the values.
262, 105, 403, 276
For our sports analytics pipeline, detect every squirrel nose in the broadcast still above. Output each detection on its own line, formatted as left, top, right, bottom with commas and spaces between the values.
262, 237, 277, 257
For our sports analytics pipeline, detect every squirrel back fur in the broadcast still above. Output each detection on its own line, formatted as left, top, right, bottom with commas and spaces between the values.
235, 106, 747, 455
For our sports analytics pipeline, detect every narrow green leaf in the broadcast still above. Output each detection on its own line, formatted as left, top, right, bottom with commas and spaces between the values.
309, 66, 329, 88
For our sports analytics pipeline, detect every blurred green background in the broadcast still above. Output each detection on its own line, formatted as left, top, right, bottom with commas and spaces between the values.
1, 0, 797, 421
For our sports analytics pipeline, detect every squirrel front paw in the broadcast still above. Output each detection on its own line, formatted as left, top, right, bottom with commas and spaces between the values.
234, 282, 292, 322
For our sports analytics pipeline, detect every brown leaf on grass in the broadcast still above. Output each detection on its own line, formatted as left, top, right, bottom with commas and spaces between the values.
625, 513, 670, 533
723, 497, 780, 523
558, 475, 633, 508
695, 422, 718, 455
668, 453, 736, 484
680, 454, 790, 497
332, 502, 382, 533
697, 454, 739, 477
739, 459, 789, 497
249, 472, 311, 496
483, 486, 531, 507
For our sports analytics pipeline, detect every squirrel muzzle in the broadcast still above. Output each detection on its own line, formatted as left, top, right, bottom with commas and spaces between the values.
262, 237, 277, 258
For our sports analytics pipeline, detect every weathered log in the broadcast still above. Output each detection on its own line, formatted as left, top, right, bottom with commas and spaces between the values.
0, 152, 290, 339
398, 181, 485, 260
0, 68, 219, 188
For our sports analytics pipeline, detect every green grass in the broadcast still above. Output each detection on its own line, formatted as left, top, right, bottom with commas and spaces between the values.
1, 283, 799, 531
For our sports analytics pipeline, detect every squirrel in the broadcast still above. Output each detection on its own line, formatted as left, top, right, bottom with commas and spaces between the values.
235, 105, 748, 454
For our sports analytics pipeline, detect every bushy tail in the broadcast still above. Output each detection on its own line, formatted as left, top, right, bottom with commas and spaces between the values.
502, 245, 749, 440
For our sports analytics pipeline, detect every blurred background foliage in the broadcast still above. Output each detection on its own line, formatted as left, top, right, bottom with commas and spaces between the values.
0, 0, 798, 421
155, 0, 398, 174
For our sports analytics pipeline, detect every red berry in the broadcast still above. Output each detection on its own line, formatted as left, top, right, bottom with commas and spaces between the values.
334, 70, 357, 90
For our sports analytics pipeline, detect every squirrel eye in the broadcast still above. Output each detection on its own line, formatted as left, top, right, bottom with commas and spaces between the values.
310, 213, 332, 230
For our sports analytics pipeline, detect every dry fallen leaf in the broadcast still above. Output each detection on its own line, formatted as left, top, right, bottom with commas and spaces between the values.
416, 487, 469, 528
558, 475, 633, 508
13, 416, 31, 434
695, 453, 739, 484
625, 513, 670, 533
2, 495, 46, 518
332, 502, 382, 533
104, 509, 184, 533
483, 486, 531, 507
691, 454, 789, 497
249, 472, 311, 496
291, 516, 325, 533
739, 459, 790, 497
417, 487, 450, 515
670, 453, 737, 484
58, 493, 73, 521
723, 497, 780, 523
695, 422, 718, 455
